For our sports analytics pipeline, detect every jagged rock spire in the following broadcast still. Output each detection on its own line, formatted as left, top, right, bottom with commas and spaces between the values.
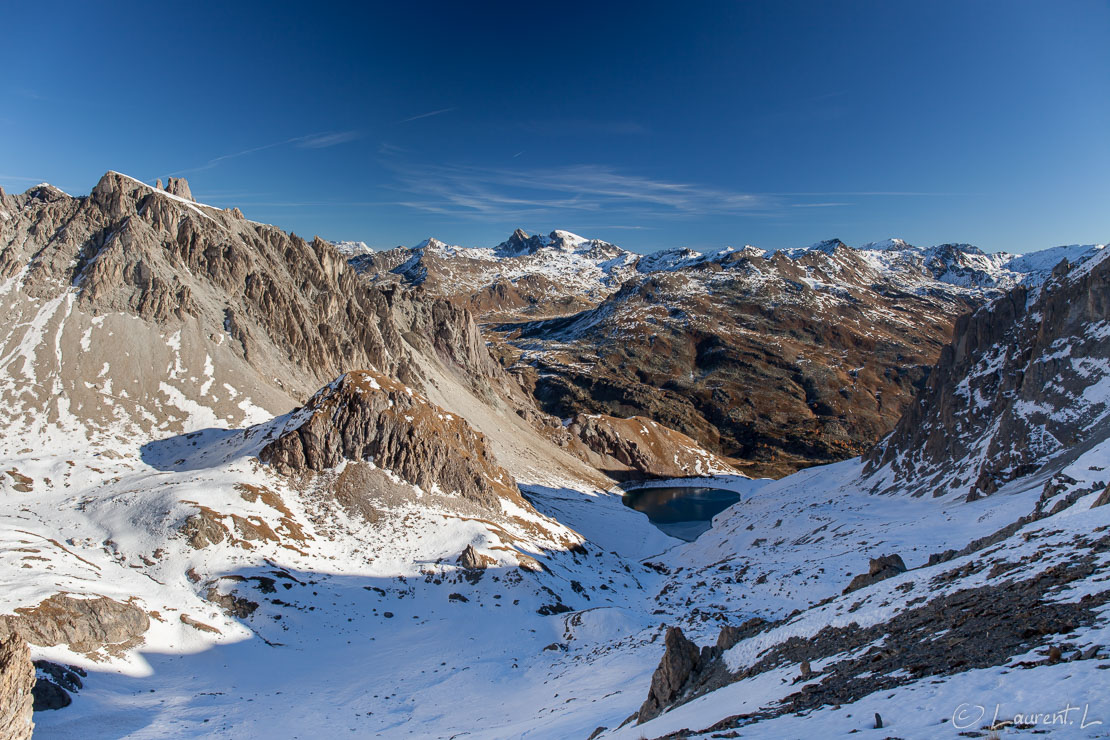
164, 177, 194, 202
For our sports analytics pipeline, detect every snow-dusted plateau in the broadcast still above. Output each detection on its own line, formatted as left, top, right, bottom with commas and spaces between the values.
1, 173, 1109, 739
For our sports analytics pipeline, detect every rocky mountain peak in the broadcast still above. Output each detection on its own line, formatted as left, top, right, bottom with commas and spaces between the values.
494, 228, 546, 257
808, 238, 849, 253
258, 369, 521, 510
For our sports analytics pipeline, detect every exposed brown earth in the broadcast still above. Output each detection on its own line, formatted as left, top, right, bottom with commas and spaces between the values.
0, 594, 149, 655
500, 247, 991, 477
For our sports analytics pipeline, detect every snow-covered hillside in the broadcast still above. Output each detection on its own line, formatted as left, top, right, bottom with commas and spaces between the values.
2, 174, 1108, 739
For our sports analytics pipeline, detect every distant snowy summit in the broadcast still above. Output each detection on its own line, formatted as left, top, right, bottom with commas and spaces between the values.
329, 240, 374, 256
351, 228, 1107, 309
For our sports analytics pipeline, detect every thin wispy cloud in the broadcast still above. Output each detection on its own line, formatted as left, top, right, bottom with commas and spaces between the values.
166, 139, 295, 177
521, 119, 649, 137
771, 191, 977, 196
386, 162, 775, 221
296, 130, 361, 148
0, 174, 52, 182
397, 107, 456, 124
165, 130, 362, 177
378, 141, 408, 156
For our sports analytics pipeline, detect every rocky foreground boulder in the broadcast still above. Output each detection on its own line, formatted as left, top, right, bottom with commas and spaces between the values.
637, 627, 704, 723
843, 554, 907, 593
0, 633, 34, 740
259, 370, 520, 510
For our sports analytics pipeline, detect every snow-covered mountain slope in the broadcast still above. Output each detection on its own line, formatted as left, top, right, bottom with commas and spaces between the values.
4, 171, 1107, 739
0, 173, 643, 729
353, 229, 1103, 323
612, 451, 1110, 738
352, 229, 1100, 476
866, 244, 1110, 499
602, 249, 1110, 739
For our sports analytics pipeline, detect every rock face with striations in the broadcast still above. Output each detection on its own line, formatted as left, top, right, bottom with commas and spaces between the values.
0, 171, 520, 440
865, 248, 1110, 499
259, 370, 520, 510
638, 626, 703, 723
163, 176, 194, 201
0, 633, 34, 740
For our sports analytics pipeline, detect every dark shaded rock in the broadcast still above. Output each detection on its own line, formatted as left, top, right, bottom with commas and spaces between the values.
638, 627, 701, 723
31, 661, 85, 711
31, 678, 71, 711
0, 633, 34, 738
536, 603, 573, 616
205, 587, 259, 619
716, 616, 769, 651
844, 554, 907, 594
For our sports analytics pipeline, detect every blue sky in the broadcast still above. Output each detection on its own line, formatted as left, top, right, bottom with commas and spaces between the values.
1, 1, 1107, 254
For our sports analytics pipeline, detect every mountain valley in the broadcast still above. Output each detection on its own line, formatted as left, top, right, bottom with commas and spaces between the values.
0, 174, 1107, 740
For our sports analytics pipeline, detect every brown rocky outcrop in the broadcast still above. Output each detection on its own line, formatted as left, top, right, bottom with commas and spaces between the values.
865, 250, 1110, 498
638, 626, 703, 723
1092, 485, 1110, 509
458, 544, 496, 570
843, 554, 908, 593
0, 594, 149, 654
259, 370, 520, 510
568, 413, 740, 480
0, 633, 34, 740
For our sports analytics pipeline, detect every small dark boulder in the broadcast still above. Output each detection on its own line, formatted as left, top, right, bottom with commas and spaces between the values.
844, 554, 908, 594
